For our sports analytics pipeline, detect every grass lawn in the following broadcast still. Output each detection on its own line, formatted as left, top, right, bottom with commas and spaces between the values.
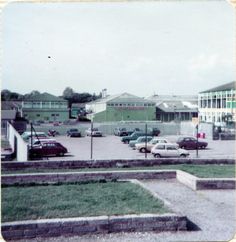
2, 164, 235, 178
1, 181, 168, 222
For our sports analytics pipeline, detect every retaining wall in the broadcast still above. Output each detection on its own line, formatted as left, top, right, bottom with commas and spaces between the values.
1, 170, 176, 185
1, 214, 187, 240
2, 170, 236, 190
2, 158, 235, 171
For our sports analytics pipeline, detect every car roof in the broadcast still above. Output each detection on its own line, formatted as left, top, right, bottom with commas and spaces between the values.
155, 143, 177, 146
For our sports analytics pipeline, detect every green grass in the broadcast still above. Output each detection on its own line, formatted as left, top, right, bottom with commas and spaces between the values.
2, 164, 235, 178
1, 181, 168, 222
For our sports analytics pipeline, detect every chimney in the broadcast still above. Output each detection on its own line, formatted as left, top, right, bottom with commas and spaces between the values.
102, 88, 107, 98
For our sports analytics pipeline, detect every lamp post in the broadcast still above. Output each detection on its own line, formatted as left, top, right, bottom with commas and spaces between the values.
145, 123, 147, 159
90, 115, 94, 160
196, 108, 199, 158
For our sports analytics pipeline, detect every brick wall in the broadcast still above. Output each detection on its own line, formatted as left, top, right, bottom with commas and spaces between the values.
2, 214, 187, 240
2, 158, 235, 171
2, 170, 176, 185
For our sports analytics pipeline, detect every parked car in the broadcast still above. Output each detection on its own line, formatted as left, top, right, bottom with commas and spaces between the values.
114, 127, 129, 136
128, 136, 153, 148
135, 137, 169, 153
121, 131, 151, 144
85, 128, 103, 137
21, 131, 48, 141
176, 136, 208, 149
29, 142, 68, 158
48, 129, 60, 137
67, 128, 81, 137
151, 143, 189, 158
150, 127, 161, 136
219, 131, 236, 140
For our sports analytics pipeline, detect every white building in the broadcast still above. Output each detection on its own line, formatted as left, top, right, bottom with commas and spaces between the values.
198, 81, 236, 124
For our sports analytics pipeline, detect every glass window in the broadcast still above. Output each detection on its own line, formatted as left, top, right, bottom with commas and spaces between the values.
156, 145, 165, 149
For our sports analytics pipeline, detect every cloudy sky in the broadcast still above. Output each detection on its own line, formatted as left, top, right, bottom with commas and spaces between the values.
2, 1, 235, 97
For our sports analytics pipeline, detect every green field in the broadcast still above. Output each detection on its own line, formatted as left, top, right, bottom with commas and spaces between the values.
1, 181, 168, 222
2, 164, 235, 178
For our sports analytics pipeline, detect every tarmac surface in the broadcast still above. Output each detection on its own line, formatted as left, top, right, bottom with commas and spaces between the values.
14, 179, 236, 242
48, 134, 236, 161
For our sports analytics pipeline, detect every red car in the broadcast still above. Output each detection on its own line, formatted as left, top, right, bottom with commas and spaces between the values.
29, 142, 68, 158
176, 136, 208, 150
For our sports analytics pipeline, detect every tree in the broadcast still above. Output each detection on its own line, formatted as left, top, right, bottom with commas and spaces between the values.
63, 87, 74, 100
1, 89, 23, 101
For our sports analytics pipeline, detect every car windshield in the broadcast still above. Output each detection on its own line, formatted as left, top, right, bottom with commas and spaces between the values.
71, 129, 78, 132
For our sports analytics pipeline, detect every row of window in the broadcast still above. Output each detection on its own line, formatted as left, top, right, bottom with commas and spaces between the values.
24, 113, 60, 117
107, 103, 155, 107
199, 92, 235, 99
23, 102, 67, 108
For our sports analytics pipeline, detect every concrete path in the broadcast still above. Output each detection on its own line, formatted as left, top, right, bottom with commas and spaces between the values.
141, 179, 236, 241
14, 179, 236, 242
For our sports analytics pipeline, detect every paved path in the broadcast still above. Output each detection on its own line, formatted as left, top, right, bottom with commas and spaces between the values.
141, 179, 236, 241
15, 179, 236, 242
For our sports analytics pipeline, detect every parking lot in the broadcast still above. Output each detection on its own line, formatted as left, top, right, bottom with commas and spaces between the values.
47, 134, 236, 161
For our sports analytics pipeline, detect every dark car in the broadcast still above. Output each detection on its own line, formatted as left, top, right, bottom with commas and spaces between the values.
67, 128, 81, 137
114, 128, 129, 136
121, 131, 151, 144
29, 142, 68, 158
176, 136, 208, 150
150, 128, 161, 136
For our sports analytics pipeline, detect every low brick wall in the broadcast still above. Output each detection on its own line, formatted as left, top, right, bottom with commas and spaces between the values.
1, 170, 176, 186
2, 158, 235, 171
176, 170, 197, 190
196, 179, 236, 190
2, 169, 236, 189
176, 170, 236, 190
1, 214, 187, 240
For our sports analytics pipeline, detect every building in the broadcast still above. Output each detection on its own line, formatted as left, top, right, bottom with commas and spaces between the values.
147, 95, 198, 122
1, 101, 27, 135
21, 92, 69, 122
71, 103, 86, 119
198, 81, 236, 124
86, 93, 156, 122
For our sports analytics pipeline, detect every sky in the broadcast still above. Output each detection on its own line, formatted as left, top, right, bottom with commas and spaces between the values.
2, 0, 235, 97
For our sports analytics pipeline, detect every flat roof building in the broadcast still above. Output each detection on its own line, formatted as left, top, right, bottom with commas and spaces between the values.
147, 95, 198, 122
198, 81, 236, 125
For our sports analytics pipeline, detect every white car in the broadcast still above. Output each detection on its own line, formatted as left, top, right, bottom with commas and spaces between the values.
85, 128, 103, 137
151, 143, 189, 158
135, 137, 169, 153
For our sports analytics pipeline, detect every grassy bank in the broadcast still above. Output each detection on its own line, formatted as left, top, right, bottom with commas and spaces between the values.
1, 181, 168, 222
2, 164, 235, 178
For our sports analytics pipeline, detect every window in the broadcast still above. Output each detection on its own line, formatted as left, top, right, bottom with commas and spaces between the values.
36, 114, 40, 117
156, 145, 165, 150
167, 146, 176, 150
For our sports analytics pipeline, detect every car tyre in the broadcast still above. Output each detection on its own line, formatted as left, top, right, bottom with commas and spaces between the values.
140, 147, 146, 153
124, 140, 129, 144
201, 145, 206, 149
58, 152, 65, 157
181, 146, 186, 149
180, 154, 186, 158
154, 154, 161, 158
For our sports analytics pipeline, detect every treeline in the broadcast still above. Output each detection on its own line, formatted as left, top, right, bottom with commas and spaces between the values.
1, 88, 102, 105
